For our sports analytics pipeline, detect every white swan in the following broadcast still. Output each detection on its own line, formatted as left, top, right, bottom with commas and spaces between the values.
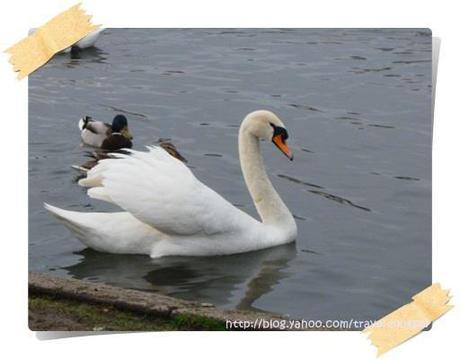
45, 110, 297, 258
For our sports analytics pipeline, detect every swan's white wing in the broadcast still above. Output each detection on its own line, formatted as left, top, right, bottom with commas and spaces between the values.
79, 146, 256, 236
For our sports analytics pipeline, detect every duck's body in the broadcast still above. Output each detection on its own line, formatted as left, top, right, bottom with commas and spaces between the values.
71, 29, 103, 51
47, 110, 297, 258
75, 141, 187, 172
79, 115, 133, 150
78, 118, 111, 148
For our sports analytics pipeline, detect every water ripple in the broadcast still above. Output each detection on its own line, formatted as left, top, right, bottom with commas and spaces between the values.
307, 190, 371, 212
278, 174, 323, 189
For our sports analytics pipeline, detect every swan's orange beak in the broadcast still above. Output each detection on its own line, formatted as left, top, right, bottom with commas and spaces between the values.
272, 134, 293, 161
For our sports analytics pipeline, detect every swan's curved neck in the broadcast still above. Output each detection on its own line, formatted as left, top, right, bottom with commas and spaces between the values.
239, 129, 294, 228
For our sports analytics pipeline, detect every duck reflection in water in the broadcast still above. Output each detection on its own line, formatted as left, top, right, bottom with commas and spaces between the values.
66, 47, 108, 65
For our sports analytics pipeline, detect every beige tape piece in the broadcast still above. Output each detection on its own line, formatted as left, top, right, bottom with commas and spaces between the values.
5, 3, 99, 79
363, 283, 453, 356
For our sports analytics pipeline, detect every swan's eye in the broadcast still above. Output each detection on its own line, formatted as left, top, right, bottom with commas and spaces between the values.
270, 123, 293, 160
270, 123, 289, 143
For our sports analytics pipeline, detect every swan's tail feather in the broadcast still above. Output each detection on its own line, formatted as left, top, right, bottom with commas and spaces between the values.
44, 203, 93, 242
44, 203, 157, 255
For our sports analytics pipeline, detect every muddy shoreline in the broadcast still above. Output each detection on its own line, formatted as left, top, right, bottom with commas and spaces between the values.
29, 272, 283, 331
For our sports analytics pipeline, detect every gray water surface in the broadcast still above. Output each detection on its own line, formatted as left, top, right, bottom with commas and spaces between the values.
29, 29, 431, 326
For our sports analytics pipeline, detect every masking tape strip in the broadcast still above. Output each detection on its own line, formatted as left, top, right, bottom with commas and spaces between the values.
363, 283, 453, 356
5, 3, 99, 79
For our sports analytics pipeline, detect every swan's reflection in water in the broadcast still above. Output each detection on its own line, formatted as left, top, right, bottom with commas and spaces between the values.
63, 243, 297, 313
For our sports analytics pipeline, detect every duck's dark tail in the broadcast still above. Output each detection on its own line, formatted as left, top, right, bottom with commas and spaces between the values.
78, 116, 92, 131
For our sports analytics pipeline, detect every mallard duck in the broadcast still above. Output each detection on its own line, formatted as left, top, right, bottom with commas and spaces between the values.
46, 110, 297, 258
79, 114, 133, 150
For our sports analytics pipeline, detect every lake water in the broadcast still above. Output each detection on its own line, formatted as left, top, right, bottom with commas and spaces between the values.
29, 29, 432, 327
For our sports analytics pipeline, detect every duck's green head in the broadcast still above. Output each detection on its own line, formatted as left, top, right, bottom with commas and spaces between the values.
112, 114, 133, 140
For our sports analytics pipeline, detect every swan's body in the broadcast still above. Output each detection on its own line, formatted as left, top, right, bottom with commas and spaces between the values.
46, 110, 297, 258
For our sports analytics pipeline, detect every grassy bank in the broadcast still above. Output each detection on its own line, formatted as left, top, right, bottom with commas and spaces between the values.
29, 272, 281, 331
29, 293, 226, 331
